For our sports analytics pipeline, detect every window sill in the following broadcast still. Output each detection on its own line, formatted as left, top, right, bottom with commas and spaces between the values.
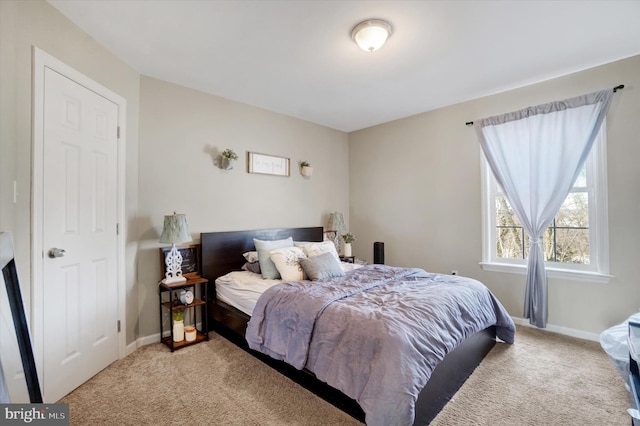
479, 262, 613, 284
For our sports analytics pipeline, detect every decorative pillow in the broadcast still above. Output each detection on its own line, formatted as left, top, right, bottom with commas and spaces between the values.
298, 241, 340, 263
269, 247, 307, 281
300, 251, 345, 281
253, 237, 293, 279
242, 251, 259, 263
241, 261, 261, 274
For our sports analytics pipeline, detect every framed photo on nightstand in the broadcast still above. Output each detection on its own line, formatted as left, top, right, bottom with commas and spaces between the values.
159, 244, 200, 279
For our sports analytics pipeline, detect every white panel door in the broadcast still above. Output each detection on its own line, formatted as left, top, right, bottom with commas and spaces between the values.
42, 67, 119, 402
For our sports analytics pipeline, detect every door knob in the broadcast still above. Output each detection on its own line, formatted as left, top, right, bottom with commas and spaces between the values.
48, 248, 66, 258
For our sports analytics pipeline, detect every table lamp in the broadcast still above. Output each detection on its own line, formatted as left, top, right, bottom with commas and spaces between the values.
327, 211, 346, 253
159, 212, 192, 284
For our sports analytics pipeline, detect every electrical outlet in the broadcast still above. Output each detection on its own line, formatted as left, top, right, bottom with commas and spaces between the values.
451, 270, 458, 276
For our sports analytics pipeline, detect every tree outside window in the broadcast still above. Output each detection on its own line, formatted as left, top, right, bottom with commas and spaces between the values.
495, 178, 589, 264
481, 124, 610, 281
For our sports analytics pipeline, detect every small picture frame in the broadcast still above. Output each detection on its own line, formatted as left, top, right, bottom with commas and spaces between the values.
159, 244, 200, 279
247, 152, 290, 177
323, 230, 337, 242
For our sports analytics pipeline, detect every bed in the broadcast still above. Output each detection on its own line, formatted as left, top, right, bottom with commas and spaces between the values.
201, 226, 515, 425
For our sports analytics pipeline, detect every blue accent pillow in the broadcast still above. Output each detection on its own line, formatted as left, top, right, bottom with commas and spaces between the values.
253, 237, 293, 279
300, 251, 345, 281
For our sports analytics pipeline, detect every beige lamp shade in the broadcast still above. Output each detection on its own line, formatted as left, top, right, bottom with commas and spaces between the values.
327, 212, 346, 234
159, 213, 192, 244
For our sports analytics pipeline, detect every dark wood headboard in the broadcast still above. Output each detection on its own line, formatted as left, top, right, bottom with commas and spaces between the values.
200, 226, 324, 283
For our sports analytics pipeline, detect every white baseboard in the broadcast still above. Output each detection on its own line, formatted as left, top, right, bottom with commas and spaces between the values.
511, 316, 600, 342
124, 321, 205, 357
125, 333, 161, 356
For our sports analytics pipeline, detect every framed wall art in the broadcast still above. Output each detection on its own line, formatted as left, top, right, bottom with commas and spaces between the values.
247, 152, 290, 177
159, 244, 200, 279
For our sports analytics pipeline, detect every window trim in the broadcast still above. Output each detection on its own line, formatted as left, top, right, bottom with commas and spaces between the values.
480, 123, 612, 283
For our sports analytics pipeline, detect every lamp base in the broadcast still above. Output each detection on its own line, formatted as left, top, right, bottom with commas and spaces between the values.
162, 275, 187, 285
162, 243, 187, 284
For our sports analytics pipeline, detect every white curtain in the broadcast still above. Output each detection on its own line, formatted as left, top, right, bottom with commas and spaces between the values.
474, 89, 613, 328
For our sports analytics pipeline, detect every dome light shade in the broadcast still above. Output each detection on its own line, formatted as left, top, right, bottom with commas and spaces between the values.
351, 19, 392, 52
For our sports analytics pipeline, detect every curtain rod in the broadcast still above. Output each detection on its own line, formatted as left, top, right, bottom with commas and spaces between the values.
464, 84, 625, 126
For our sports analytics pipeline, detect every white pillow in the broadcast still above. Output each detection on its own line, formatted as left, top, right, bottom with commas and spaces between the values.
298, 241, 340, 263
242, 251, 259, 263
269, 246, 307, 281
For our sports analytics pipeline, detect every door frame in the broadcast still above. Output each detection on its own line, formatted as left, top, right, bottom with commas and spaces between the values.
31, 46, 127, 397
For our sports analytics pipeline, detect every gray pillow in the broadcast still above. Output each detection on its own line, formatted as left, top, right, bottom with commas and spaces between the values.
300, 251, 345, 281
241, 261, 261, 274
253, 237, 293, 279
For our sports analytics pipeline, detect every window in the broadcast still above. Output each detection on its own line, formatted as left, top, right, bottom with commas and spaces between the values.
480, 124, 611, 283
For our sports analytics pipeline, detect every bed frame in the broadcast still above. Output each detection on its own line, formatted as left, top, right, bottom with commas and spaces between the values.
201, 227, 496, 425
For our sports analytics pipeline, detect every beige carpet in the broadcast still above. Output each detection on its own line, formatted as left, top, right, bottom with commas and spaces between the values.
60, 325, 629, 425
431, 325, 628, 425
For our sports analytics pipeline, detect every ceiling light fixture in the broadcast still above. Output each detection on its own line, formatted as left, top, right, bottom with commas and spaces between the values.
351, 19, 392, 52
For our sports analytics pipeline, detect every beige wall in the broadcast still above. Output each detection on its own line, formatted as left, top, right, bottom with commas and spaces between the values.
349, 55, 640, 336
137, 76, 349, 338
3, 0, 636, 345
0, 0, 141, 343
0, 0, 348, 346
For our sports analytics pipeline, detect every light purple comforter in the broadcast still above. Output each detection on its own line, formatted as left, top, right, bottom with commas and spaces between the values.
246, 265, 515, 426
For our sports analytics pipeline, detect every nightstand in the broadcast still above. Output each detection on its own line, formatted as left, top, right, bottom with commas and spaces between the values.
340, 255, 355, 263
158, 276, 209, 352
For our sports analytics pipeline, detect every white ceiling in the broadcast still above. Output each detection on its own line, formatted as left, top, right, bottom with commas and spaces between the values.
48, 0, 640, 132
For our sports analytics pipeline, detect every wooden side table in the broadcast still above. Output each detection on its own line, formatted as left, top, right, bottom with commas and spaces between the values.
158, 276, 209, 352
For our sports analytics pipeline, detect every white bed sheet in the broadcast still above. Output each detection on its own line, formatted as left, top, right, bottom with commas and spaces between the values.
215, 262, 363, 316
215, 271, 281, 316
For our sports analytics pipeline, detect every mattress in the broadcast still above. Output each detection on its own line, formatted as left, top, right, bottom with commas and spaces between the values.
215, 262, 363, 315
215, 271, 280, 315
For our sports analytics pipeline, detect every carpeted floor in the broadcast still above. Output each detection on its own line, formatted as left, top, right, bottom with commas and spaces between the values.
60, 325, 629, 425
431, 325, 628, 425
